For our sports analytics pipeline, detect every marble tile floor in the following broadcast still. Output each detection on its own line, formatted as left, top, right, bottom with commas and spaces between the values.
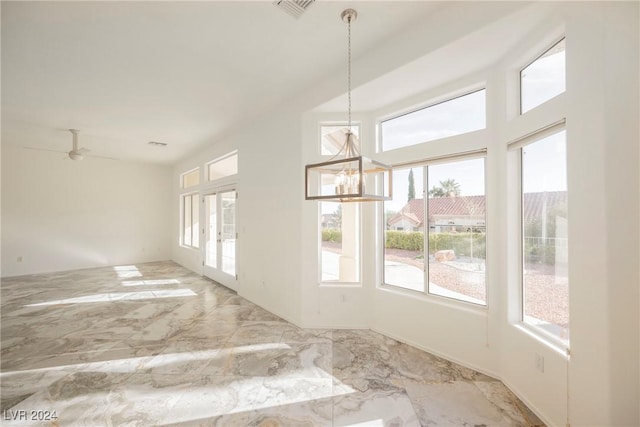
1, 261, 544, 426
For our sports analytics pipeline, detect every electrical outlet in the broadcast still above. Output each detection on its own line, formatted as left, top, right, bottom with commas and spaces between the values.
535, 353, 545, 373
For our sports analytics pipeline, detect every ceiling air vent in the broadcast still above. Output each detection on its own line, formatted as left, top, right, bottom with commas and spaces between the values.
273, 0, 315, 19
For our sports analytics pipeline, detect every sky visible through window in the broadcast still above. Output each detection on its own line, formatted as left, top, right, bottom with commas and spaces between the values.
381, 90, 485, 152
321, 77, 564, 216
521, 39, 566, 113
522, 131, 567, 193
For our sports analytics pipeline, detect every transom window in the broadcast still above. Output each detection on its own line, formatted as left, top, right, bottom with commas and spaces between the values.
520, 38, 566, 114
181, 168, 200, 189
208, 152, 238, 181
380, 89, 486, 152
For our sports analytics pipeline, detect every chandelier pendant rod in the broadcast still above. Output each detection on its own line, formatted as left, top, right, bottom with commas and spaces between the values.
347, 12, 352, 134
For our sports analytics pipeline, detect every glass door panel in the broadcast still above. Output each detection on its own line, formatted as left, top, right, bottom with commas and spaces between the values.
203, 189, 237, 290
205, 194, 217, 269
221, 191, 236, 276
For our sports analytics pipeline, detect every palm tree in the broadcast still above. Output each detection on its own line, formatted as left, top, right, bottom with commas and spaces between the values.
428, 186, 446, 198
428, 178, 461, 198
440, 178, 461, 197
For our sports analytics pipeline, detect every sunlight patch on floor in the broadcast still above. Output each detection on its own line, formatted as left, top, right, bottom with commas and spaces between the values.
113, 265, 143, 278
25, 289, 197, 306
1, 345, 356, 425
345, 420, 385, 427
121, 279, 181, 287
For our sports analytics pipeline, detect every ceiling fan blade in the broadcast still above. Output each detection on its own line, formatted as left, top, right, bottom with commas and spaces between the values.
23, 146, 66, 154
86, 153, 119, 161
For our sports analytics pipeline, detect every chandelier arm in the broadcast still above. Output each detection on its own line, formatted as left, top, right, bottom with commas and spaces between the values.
329, 140, 349, 161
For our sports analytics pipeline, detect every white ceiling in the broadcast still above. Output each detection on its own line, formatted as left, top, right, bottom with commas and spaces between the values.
1, 1, 447, 164
315, 1, 542, 113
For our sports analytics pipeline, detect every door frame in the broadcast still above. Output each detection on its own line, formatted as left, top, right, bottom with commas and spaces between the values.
202, 184, 237, 291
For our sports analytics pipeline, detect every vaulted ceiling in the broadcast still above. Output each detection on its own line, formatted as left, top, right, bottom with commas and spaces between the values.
1, 1, 533, 164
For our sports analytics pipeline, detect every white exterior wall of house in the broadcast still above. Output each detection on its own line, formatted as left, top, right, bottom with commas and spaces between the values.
431, 215, 485, 233
389, 217, 419, 232
172, 2, 638, 426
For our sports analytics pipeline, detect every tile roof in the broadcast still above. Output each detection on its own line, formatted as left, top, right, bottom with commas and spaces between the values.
522, 191, 567, 224
388, 191, 567, 227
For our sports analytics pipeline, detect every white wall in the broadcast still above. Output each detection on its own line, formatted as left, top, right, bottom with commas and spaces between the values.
1, 144, 172, 277
171, 2, 638, 426
586, 3, 638, 425
172, 107, 305, 324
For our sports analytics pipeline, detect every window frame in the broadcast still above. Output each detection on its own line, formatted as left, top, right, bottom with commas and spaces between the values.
206, 151, 238, 182
318, 201, 362, 286
380, 151, 488, 307
508, 122, 569, 349
181, 167, 200, 189
378, 88, 487, 152
181, 192, 200, 250
315, 123, 363, 286
519, 37, 566, 115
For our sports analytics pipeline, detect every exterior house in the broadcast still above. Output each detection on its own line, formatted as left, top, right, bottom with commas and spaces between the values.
389, 191, 567, 233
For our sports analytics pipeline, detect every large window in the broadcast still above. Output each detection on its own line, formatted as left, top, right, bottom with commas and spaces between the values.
427, 158, 486, 304
520, 38, 566, 114
383, 156, 486, 305
380, 89, 486, 152
180, 167, 200, 249
520, 130, 569, 342
384, 167, 425, 292
320, 202, 360, 283
182, 193, 199, 249
317, 125, 362, 283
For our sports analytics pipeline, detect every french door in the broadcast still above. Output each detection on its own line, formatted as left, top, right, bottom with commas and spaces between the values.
203, 189, 237, 290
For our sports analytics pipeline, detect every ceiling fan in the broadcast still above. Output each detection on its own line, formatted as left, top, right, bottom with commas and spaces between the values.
25, 129, 116, 161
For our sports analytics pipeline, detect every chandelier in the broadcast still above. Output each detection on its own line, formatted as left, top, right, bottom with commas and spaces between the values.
304, 9, 392, 202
